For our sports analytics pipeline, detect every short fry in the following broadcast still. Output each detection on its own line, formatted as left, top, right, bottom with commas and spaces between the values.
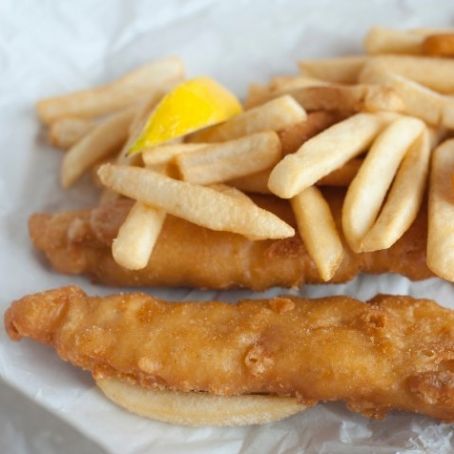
360, 129, 430, 252
112, 202, 166, 270
291, 186, 344, 281
61, 107, 135, 188
422, 34, 454, 57
97, 164, 295, 240
427, 139, 454, 282
189, 96, 306, 143
177, 131, 281, 185
298, 56, 367, 84
47, 117, 94, 150
36, 57, 184, 124
268, 112, 391, 199
342, 117, 425, 252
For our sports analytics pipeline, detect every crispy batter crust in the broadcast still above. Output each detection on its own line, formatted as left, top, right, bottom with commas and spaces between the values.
5, 286, 454, 421
28, 189, 431, 289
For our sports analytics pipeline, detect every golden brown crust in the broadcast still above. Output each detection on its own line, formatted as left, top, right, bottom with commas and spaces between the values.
5, 287, 454, 421
28, 189, 431, 289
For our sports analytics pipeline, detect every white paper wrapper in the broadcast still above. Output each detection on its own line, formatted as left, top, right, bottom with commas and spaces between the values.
1, 0, 454, 452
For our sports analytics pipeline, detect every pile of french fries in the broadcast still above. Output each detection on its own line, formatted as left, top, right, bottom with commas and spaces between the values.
36, 27, 454, 282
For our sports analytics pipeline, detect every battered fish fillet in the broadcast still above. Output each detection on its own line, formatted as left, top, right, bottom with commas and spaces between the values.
5, 286, 454, 421
28, 189, 431, 289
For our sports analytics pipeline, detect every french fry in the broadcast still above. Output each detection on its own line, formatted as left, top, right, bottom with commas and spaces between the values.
189, 96, 306, 143
36, 57, 184, 124
427, 139, 454, 282
112, 202, 166, 270
342, 117, 425, 252
268, 112, 392, 199
364, 27, 424, 55
142, 143, 207, 167
422, 34, 454, 57
270, 75, 328, 91
47, 117, 94, 150
364, 27, 454, 57
286, 84, 403, 113
317, 158, 362, 186
279, 111, 344, 155
209, 184, 254, 204
360, 61, 454, 129
442, 97, 454, 129
411, 27, 454, 36
245, 76, 328, 108
176, 131, 281, 185
359, 62, 444, 125
360, 129, 430, 252
97, 164, 295, 240
291, 186, 344, 281
229, 158, 362, 194
61, 107, 135, 188
298, 56, 367, 84
370, 55, 454, 93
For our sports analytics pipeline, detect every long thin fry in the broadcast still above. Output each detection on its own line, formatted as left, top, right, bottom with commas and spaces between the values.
442, 97, 454, 129
411, 27, 454, 36
364, 27, 424, 55
36, 57, 184, 124
209, 184, 254, 204
298, 56, 367, 84
97, 164, 294, 240
275, 84, 403, 113
112, 202, 166, 270
61, 107, 135, 188
47, 117, 94, 150
177, 132, 281, 185
360, 129, 430, 252
291, 186, 344, 281
268, 112, 392, 199
229, 158, 362, 195
245, 76, 328, 107
359, 62, 444, 125
342, 117, 425, 252
189, 96, 306, 143
427, 139, 454, 282
370, 56, 454, 94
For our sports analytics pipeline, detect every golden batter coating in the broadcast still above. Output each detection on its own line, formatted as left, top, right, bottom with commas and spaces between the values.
5, 286, 454, 421
28, 189, 431, 289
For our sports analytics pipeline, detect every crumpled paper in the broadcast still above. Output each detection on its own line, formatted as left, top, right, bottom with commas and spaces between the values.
1, 0, 454, 452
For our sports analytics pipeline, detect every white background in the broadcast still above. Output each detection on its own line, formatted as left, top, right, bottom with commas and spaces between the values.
1, 0, 454, 452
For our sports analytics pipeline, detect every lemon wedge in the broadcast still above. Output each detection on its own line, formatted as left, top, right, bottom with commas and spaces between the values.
129, 77, 242, 154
